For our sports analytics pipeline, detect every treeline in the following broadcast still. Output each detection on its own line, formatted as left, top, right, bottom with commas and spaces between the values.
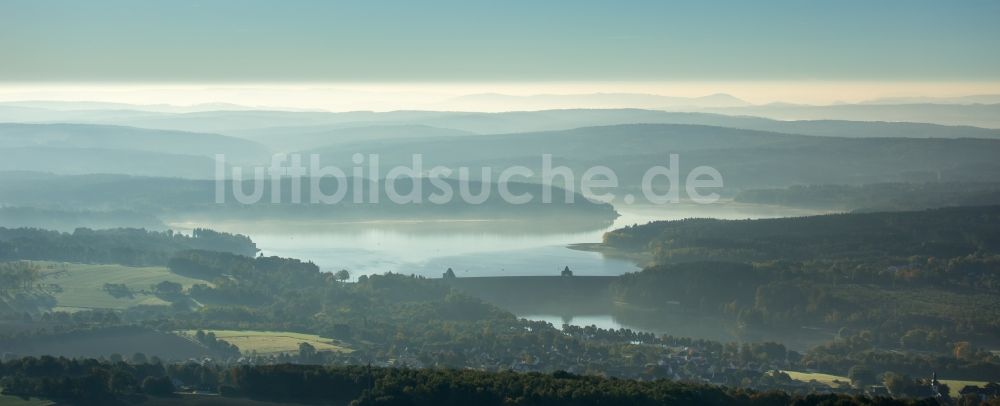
3, 219, 995, 398
0, 174, 619, 224
609, 260, 1000, 366
229, 364, 902, 406
5, 247, 997, 394
0, 261, 42, 295
0, 206, 166, 232
158, 249, 1000, 384
0, 356, 173, 404
166, 249, 511, 342
735, 182, 1000, 212
0, 227, 257, 266
601, 206, 1000, 317
599, 206, 1000, 377
602, 205, 1000, 263
190, 330, 241, 359
0, 357, 947, 406
611, 262, 759, 313
803, 331, 1000, 381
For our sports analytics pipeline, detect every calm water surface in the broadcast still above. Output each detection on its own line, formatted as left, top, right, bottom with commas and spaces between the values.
171, 202, 831, 348
171, 201, 824, 279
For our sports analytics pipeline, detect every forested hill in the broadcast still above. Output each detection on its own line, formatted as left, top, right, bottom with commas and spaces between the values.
734, 183, 1000, 212
0, 358, 937, 406
602, 207, 1000, 356
0, 173, 617, 226
602, 205, 1000, 264
0, 227, 257, 266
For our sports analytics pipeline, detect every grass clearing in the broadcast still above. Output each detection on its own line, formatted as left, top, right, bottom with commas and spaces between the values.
35, 261, 210, 310
0, 393, 53, 406
783, 371, 991, 397
782, 370, 850, 387
178, 330, 352, 355
940, 380, 990, 398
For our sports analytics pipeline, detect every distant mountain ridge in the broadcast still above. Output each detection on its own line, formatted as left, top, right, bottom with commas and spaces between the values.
304, 123, 1000, 190
0, 122, 270, 162
861, 94, 1000, 105
702, 102, 1000, 128
1, 118, 999, 185
439, 92, 750, 111
3, 103, 997, 139
238, 124, 475, 151
0, 122, 271, 178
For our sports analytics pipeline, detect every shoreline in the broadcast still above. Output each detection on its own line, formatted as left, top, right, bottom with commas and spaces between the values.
567, 242, 653, 268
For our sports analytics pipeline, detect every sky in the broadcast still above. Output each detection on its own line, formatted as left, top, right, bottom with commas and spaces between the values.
2, 0, 999, 83
4, 81, 1000, 110
2, 1, 999, 108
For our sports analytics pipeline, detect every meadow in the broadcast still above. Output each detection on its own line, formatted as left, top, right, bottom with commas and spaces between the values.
0, 393, 53, 406
177, 330, 352, 355
782, 370, 989, 397
782, 370, 851, 388
35, 262, 209, 311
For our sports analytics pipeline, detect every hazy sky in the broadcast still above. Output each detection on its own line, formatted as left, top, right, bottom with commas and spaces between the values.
4, 82, 1000, 110
2, 0, 999, 82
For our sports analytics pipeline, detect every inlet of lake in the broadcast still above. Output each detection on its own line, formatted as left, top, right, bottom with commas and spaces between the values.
171, 201, 832, 351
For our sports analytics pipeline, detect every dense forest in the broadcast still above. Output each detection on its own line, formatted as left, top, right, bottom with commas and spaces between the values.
603, 205, 1000, 263
5, 241, 998, 397
0, 357, 955, 406
2, 197, 999, 403
0, 227, 257, 266
5, 1, 1000, 403
0, 173, 618, 226
735, 183, 1000, 212
596, 206, 1000, 378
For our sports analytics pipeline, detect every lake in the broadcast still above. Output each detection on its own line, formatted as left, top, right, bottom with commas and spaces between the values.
519, 312, 835, 352
169, 201, 825, 279
170, 201, 831, 348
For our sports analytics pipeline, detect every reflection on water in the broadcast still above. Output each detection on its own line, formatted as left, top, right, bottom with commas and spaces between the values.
169, 201, 827, 279
519, 311, 834, 352
169, 201, 830, 348
522, 314, 627, 331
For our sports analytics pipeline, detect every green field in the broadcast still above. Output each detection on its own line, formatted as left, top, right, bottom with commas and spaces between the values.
0, 393, 53, 406
782, 370, 850, 387
940, 380, 991, 397
783, 371, 990, 397
35, 262, 210, 311
143, 394, 312, 406
178, 330, 352, 355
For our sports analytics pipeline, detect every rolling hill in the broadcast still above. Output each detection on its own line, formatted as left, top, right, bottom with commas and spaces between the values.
0, 122, 270, 162
4, 104, 1000, 139
304, 123, 1000, 190
238, 123, 474, 151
